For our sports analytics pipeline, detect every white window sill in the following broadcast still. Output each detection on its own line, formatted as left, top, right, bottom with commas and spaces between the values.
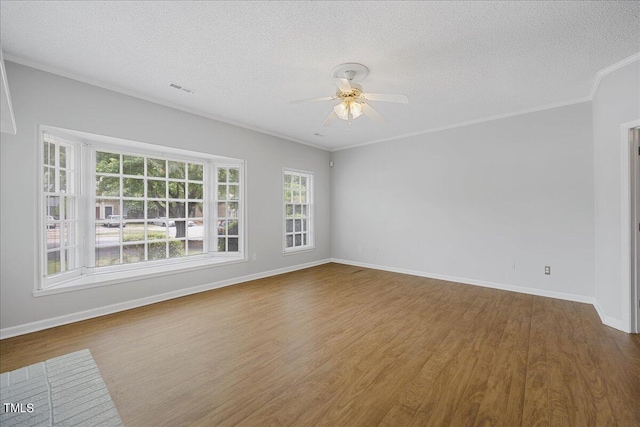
283, 246, 316, 256
34, 256, 247, 297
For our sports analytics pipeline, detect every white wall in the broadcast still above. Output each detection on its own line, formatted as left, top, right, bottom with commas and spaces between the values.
0, 62, 331, 333
332, 102, 595, 300
592, 60, 640, 330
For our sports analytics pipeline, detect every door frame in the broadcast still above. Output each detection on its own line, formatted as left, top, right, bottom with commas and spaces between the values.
621, 120, 640, 333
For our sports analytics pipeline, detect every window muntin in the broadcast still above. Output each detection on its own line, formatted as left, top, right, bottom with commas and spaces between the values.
39, 128, 244, 290
284, 170, 313, 252
94, 151, 206, 267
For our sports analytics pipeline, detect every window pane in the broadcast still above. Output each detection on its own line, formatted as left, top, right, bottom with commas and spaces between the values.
286, 235, 293, 248
228, 202, 238, 218
217, 238, 226, 251
286, 204, 293, 216
228, 185, 239, 200
47, 251, 61, 274
59, 146, 67, 168
189, 164, 203, 181
123, 155, 144, 176
188, 202, 203, 218
44, 166, 53, 191
95, 223, 121, 246
45, 195, 60, 218
44, 141, 51, 166
96, 151, 120, 173
95, 199, 121, 220
96, 176, 120, 197
169, 182, 185, 199
147, 200, 166, 219
293, 175, 300, 186
148, 242, 167, 260
123, 178, 144, 197
228, 168, 239, 183
169, 240, 186, 258
59, 170, 67, 192
217, 168, 227, 183
218, 185, 227, 200
295, 219, 301, 232
294, 204, 302, 216
147, 223, 168, 240
96, 246, 120, 267
123, 224, 145, 242
123, 244, 145, 264
228, 220, 238, 236
147, 180, 166, 198
301, 176, 307, 190
295, 234, 302, 246
188, 239, 203, 255
284, 173, 291, 187
147, 158, 166, 177
47, 226, 61, 249
218, 220, 227, 235
188, 182, 203, 199
124, 200, 144, 219
293, 190, 300, 203
217, 202, 227, 218
303, 234, 308, 245
286, 219, 293, 233
63, 222, 76, 246
169, 202, 185, 218
228, 238, 239, 252
169, 161, 186, 179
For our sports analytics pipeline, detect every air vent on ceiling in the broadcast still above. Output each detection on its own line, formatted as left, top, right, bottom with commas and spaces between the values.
169, 83, 195, 94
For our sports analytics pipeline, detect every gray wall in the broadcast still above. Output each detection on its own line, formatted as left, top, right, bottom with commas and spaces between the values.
592, 60, 640, 327
332, 102, 595, 299
0, 62, 331, 330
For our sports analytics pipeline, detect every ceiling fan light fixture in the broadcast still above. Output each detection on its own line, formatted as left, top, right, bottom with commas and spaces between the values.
334, 100, 363, 121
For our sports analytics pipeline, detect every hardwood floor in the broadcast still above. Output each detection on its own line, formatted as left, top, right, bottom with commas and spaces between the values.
1, 263, 639, 426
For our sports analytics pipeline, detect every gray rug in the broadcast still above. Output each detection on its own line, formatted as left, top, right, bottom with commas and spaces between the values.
0, 349, 122, 426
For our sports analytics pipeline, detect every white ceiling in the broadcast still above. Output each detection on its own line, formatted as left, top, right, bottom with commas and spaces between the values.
1, 1, 638, 151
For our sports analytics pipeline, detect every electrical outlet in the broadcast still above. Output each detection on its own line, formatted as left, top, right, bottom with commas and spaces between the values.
252, 254, 257, 261
544, 266, 551, 275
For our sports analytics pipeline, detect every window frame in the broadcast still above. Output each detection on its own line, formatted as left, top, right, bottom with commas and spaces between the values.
36, 126, 246, 294
282, 168, 315, 254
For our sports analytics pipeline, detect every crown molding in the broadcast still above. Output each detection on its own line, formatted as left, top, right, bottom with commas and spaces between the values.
331, 96, 592, 152
590, 51, 640, 99
3, 54, 329, 152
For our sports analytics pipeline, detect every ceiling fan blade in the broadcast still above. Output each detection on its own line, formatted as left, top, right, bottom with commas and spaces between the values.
290, 96, 336, 104
363, 93, 409, 104
361, 103, 388, 124
334, 78, 352, 93
322, 110, 338, 127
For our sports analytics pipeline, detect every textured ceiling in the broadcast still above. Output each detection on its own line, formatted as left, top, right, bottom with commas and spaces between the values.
1, 1, 639, 151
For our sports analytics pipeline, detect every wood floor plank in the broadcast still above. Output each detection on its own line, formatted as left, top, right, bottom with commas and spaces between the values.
1, 263, 638, 427
522, 296, 550, 427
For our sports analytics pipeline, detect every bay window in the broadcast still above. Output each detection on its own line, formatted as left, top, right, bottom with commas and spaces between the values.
39, 127, 245, 291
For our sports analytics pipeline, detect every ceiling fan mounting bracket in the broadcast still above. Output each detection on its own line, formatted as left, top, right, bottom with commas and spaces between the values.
331, 63, 369, 82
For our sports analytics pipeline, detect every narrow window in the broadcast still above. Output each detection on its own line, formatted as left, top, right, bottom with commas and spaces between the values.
284, 169, 313, 252
216, 166, 241, 253
43, 134, 79, 278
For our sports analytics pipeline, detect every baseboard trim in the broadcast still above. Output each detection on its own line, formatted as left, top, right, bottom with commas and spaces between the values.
0, 259, 331, 340
331, 258, 596, 304
332, 258, 631, 333
592, 302, 628, 333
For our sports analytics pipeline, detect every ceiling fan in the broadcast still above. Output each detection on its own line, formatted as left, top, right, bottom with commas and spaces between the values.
290, 63, 409, 127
